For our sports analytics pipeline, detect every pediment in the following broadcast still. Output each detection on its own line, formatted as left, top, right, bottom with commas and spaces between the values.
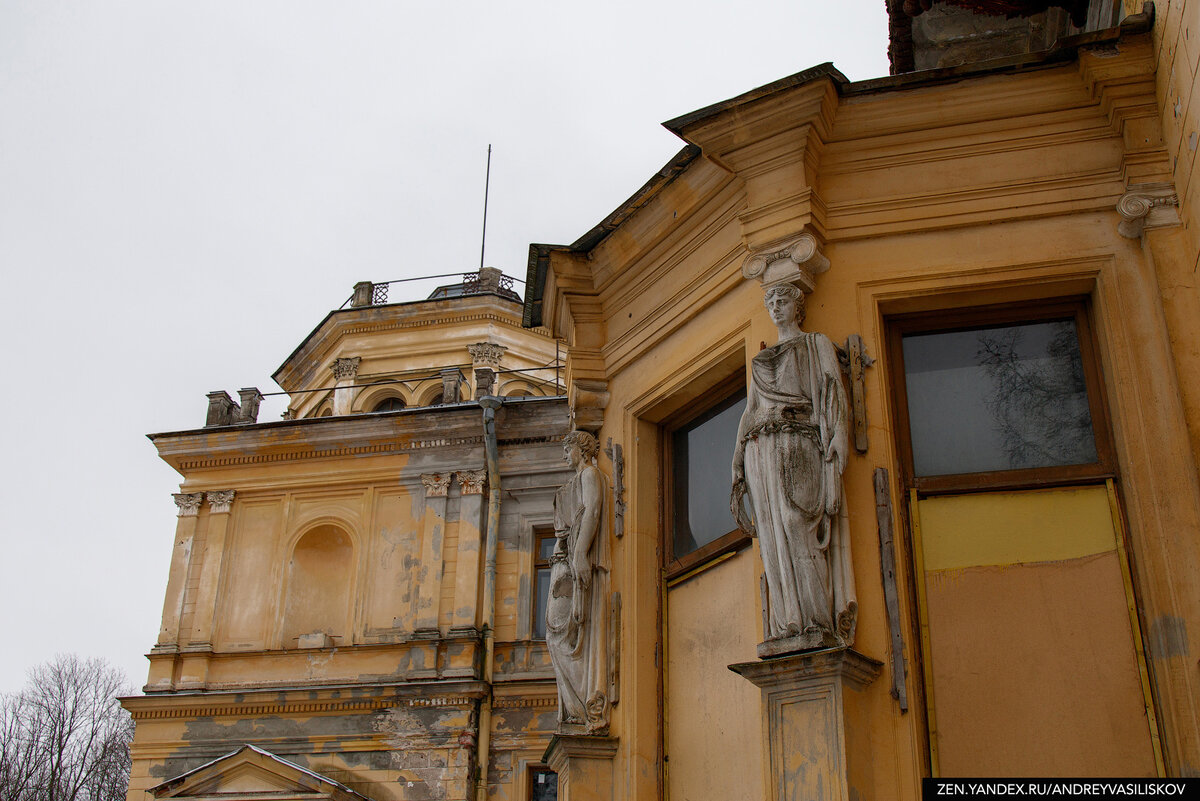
151, 745, 370, 800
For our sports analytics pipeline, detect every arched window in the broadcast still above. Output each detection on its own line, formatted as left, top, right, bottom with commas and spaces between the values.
281, 524, 353, 648
418, 385, 445, 407
372, 396, 406, 413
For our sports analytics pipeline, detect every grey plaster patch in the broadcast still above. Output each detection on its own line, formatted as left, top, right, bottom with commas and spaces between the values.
1148, 615, 1189, 659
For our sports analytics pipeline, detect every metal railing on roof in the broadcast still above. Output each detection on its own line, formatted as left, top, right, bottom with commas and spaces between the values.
339, 270, 524, 310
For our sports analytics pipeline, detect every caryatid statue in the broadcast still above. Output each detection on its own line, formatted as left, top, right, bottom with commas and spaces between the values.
731, 283, 857, 652
546, 429, 611, 732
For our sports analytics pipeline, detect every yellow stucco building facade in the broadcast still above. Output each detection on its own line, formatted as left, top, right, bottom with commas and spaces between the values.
126, 1, 1200, 798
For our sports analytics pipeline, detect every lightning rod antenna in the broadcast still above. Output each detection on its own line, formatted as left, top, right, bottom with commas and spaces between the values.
480, 144, 492, 271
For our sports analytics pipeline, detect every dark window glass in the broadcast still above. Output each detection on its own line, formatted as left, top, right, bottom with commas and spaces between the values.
530, 768, 557, 801
533, 530, 556, 639
372, 397, 406, 412
902, 319, 1098, 477
671, 390, 747, 559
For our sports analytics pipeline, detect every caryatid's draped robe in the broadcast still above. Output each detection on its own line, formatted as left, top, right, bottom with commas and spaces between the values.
546, 463, 610, 732
738, 331, 857, 645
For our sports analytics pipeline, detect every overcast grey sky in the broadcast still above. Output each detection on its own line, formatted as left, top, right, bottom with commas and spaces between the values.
0, 1, 890, 694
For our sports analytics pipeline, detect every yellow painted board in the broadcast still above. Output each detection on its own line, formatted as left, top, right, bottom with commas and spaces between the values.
918, 486, 1115, 571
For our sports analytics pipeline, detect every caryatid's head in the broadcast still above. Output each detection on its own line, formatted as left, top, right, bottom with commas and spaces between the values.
563, 430, 600, 469
763, 283, 806, 328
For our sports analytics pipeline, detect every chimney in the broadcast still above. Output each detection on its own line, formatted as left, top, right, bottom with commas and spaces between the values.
205, 391, 239, 427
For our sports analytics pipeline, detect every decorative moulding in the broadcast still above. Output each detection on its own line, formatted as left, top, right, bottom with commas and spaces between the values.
169, 431, 565, 471
329, 357, 362, 381
206, 490, 236, 515
742, 232, 830, 292
1117, 184, 1180, 239
421, 473, 451, 498
569, 378, 610, 433
172, 493, 204, 517
455, 469, 487, 496
467, 342, 507, 368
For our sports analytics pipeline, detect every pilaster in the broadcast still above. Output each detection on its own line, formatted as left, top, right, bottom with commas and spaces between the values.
542, 735, 618, 801
414, 473, 451, 636
330, 357, 361, 415
730, 648, 881, 801
450, 470, 487, 635
188, 490, 236, 652
441, 368, 466, 404
156, 493, 203, 648
469, 341, 505, 398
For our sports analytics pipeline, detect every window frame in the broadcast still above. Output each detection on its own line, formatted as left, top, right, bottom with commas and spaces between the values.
526, 764, 557, 801
531, 526, 556, 640
661, 375, 751, 581
371, 396, 407, 413
887, 296, 1117, 495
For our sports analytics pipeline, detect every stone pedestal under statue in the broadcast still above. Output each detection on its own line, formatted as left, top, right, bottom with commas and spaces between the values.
542, 734, 618, 801
730, 648, 881, 801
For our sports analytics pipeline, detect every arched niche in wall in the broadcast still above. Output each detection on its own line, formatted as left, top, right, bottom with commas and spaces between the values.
281, 523, 354, 648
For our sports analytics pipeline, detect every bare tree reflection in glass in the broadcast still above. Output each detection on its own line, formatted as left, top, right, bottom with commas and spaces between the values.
901, 318, 1099, 477
975, 321, 1097, 470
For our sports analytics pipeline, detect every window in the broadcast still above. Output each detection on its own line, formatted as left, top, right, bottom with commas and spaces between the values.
666, 386, 748, 576
528, 766, 557, 801
532, 528, 555, 640
888, 299, 1152, 776
372, 396, 406, 413
889, 297, 1114, 492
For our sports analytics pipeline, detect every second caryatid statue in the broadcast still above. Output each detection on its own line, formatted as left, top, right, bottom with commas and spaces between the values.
732, 282, 857, 656
547, 429, 611, 733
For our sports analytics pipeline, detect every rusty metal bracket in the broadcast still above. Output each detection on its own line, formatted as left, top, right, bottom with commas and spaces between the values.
837, 334, 874, 453
875, 467, 909, 713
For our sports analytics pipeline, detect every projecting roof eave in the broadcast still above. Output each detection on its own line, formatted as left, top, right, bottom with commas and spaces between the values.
522, 144, 701, 328
661, 62, 850, 137
146, 395, 569, 476
520, 5, 1153, 330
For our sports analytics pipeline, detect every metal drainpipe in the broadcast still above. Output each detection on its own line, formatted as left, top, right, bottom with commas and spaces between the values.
475, 395, 503, 801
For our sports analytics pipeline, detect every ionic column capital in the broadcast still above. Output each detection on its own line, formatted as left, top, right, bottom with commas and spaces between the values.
742, 231, 830, 293
1117, 184, 1180, 238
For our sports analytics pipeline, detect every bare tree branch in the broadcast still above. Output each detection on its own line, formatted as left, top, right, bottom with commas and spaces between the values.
0, 655, 134, 801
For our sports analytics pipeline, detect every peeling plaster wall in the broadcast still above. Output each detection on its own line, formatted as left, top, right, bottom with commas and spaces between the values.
132, 400, 571, 800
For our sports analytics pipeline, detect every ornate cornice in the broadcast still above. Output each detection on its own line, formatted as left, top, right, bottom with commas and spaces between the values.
421, 473, 451, 498
330, 357, 362, 381
467, 342, 506, 368
493, 696, 557, 709
206, 490, 236, 514
172, 434, 565, 471
1117, 183, 1180, 238
173, 493, 204, 517
455, 469, 487, 495
124, 686, 487, 721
